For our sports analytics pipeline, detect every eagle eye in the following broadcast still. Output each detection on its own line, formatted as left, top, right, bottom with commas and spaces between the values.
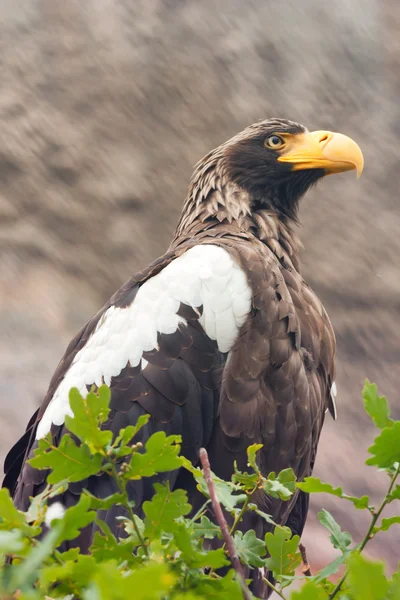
265, 134, 285, 150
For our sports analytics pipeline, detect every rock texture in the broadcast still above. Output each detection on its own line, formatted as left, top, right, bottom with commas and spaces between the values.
1, 0, 399, 570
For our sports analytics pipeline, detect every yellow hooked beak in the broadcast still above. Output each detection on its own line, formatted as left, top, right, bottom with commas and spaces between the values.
277, 130, 364, 178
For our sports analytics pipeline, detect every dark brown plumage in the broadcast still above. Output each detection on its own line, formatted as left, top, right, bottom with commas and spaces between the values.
3, 118, 363, 598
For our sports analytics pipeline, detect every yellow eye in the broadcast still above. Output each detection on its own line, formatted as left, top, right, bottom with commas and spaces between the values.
265, 135, 285, 150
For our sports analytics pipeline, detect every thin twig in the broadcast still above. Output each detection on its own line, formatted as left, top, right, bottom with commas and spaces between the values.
329, 463, 400, 599
188, 499, 211, 526
199, 448, 252, 600
110, 463, 149, 557
262, 577, 287, 599
299, 543, 312, 577
229, 489, 256, 538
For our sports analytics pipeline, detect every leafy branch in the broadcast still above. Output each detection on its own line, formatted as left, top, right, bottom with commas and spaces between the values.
1, 380, 399, 599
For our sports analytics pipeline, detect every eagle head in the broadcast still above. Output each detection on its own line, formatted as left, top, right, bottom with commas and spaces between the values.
223, 118, 364, 218
174, 118, 364, 239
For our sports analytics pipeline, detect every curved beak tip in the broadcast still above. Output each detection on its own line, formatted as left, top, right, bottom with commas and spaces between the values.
277, 129, 364, 179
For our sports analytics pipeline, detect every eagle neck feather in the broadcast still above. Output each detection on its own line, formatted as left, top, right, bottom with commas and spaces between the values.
172, 167, 301, 272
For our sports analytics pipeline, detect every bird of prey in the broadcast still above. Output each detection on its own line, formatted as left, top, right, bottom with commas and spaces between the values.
3, 118, 363, 597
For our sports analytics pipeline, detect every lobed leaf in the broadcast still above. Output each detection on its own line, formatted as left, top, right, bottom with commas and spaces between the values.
112, 414, 150, 457
347, 553, 388, 600
297, 477, 369, 510
91, 520, 138, 562
65, 386, 112, 453
388, 485, 400, 502
233, 529, 266, 568
192, 515, 221, 540
125, 432, 183, 479
366, 422, 400, 469
291, 579, 329, 599
143, 483, 191, 538
56, 494, 97, 544
40, 554, 96, 594
264, 468, 296, 501
184, 459, 246, 511
313, 553, 347, 583
172, 522, 229, 569
84, 560, 176, 600
0, 488, 36, 536
246, 443, 263, 472
362, 380, 391, 429
264, 525, 301, 580
29, 434, 103, 484
388, 570, 400, 600
318, 509, 352, 553
25, 480, 69, 524
374, 516, 400, 534
0, 529, 24, 554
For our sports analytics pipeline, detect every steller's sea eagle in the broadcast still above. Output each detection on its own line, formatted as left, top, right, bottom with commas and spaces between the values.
3, 118, 363, 597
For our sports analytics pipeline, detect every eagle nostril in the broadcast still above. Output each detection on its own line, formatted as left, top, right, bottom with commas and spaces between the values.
319, 133, 329, 144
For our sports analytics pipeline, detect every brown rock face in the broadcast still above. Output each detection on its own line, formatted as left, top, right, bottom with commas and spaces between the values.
1, 0, 399, 569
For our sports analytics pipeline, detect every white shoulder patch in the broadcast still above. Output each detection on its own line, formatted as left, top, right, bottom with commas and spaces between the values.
36, 245, 252, 439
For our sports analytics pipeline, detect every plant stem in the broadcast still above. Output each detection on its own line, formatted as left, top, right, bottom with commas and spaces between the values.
200, 448, 252, 600
229, 491, 254, 538
110, 463, 149, 557
188, 499, 211, 526
329, 464, 400, 599
262, 577, 287, 599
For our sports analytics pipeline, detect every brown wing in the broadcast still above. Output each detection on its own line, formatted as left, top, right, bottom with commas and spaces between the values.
213, 237, 335, 527
3, 247, 225, 528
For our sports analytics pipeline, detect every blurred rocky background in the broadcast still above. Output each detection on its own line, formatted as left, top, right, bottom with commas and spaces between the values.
0, 0, 399, 573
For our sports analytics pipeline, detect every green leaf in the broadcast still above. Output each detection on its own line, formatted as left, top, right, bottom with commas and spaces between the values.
9, 523, 63, 591
350, 495, 370, 509
65, 387, 112, 453
0, 488, 34, 535
40, 554, 96, 592
112, 417, 151, 459
91, 520, 138, 562
297, 477, 343, 497
194, 570, 243, 599
291, 579, 329, 599
125, 432, 183, 479
318, 509, 352, 552
264, 525, 301, 580
234, 529, 266, 567
57, 494, 97, 544
84, 490, 125, 511
183, 459, 246, 511
264, 468, 296, 501
232, 464, 259, 490
0, 530, 24, 553
297, 477, 369, 510
363, 380, 391, 429
388, 569, 400, 600
29, 434, 103, 484
375, 516, 400, 533
25, 480, 69, 523
247, 443, 263, 472
254, 508, 277, 527
192, 515, 221, 540
314, 553, 347, 582
191, 548, 228, 570
143, 483, 191, 538
172, 523, 229, 569
123, 514, 146, 547
84, 560, 176, 600
366, 422, 400, 468
388, 485, 400, 502
347, 553, 388, 600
